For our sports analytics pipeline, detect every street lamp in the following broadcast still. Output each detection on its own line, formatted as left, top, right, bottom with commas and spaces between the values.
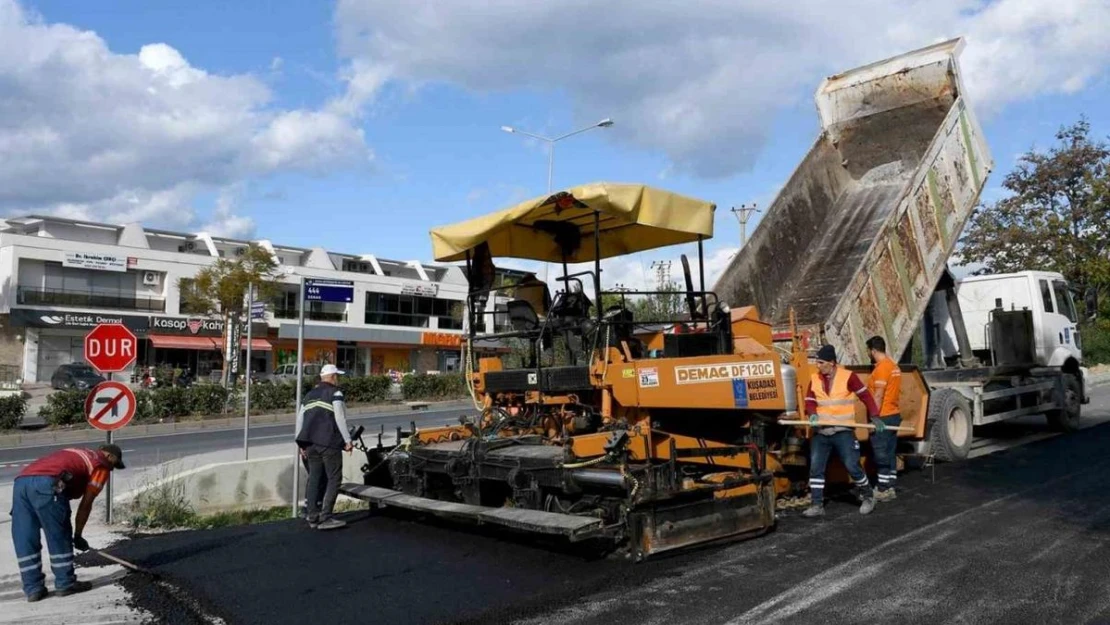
501, 118, 614, 193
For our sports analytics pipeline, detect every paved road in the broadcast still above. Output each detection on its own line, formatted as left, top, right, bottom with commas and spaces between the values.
0, 403, 472, 482
73, 386, 1110, 625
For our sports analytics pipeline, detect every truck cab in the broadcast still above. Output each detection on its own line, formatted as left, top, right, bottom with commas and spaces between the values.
927, 270, 1089, 402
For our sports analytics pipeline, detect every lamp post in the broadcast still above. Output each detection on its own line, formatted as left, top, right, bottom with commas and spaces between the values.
501, 118, 614, 194
501, 118, 614, 281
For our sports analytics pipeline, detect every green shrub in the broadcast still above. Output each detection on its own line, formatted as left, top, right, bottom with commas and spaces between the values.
133, 389, 155, 423
251, 382, 295, 412
189, 383, 229, 416
1081, 320, 1110, 365
402, 373, 467, 400
0, 394, 27, 430
339, 375, 392, 404
150, 386, 190, 420
40, 389, 89, 427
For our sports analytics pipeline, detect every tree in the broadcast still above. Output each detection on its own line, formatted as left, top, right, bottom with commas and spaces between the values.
178, 244, 283, 387
958, 118, 1110, 315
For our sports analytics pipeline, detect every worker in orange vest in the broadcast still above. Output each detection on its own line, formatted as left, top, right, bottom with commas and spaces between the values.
802, 344, 879, 518
866, 335, 903, 502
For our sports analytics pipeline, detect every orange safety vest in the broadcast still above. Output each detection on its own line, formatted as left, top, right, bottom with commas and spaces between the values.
810, 366, 857, 426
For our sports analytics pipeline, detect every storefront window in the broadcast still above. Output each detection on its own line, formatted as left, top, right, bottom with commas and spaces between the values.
366, 293, 463, 328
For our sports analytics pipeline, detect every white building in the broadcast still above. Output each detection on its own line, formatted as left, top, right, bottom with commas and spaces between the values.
0, 215, 522, 385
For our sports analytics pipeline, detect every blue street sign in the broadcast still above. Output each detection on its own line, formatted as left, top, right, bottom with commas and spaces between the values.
305, 279, 354, 303
250, 301, 266, 320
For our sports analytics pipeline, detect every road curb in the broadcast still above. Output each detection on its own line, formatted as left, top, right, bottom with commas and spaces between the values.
0, 399, 472, 450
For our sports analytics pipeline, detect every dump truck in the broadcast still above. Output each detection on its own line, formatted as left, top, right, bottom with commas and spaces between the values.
713, 37, 1090, 461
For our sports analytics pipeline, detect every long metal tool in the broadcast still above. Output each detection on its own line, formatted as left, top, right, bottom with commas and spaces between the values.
94, 549, 160, 578
778, 420, 915, 432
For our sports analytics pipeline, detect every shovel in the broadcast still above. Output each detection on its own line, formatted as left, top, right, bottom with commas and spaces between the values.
91, 548, 161, 579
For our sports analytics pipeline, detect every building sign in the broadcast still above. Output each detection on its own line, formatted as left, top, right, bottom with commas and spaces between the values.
150, 316, 267, 338
63, 251, 128, 273
421, 332, 462, 348
9, 308, 150, 333
401, 283, 439, 297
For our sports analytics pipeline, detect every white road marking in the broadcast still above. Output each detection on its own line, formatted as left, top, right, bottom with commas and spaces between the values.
724, 455, 1110, 624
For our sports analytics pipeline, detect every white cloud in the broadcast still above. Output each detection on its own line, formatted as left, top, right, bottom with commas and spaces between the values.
0, 0, 372, 232
201, 187, 256, 239
334, 0, 1110, 179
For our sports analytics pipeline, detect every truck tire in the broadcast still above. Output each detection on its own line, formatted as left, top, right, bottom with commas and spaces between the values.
926, 389, 973, 462
1046, 373, 1082, 432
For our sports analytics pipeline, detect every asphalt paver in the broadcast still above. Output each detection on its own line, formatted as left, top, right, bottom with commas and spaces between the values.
80, 419, 1110, 625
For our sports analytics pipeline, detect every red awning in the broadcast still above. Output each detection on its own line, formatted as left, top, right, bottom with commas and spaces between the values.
149, 334, 220, 350
241, 338, 272, 352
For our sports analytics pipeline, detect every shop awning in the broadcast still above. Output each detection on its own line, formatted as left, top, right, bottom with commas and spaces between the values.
241, 338, 272, 352
149, 335, 220, 350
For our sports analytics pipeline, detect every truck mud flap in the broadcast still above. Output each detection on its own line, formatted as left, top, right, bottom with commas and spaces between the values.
340, 483, 605, 539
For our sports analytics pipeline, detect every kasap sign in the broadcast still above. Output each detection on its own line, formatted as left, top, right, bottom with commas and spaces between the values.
150, 316, 267, 338
63, 251, 128, 273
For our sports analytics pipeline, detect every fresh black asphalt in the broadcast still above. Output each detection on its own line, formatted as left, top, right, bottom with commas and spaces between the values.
75, 401, 1110, 625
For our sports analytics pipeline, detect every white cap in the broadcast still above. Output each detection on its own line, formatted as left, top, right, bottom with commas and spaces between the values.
320, 364, 344, 376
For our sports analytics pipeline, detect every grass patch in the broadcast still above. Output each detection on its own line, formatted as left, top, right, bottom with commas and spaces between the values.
183, 506, 291, 530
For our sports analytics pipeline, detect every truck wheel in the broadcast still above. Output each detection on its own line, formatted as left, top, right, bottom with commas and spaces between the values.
926, 389, 973, 462
1046, 374, 1082, 432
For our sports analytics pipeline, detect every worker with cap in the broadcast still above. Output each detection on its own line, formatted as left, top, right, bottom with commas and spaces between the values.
866, 335, 903, 502
9, 444, 125, 601
295, 363, 352, 530
803, 344, 879, 517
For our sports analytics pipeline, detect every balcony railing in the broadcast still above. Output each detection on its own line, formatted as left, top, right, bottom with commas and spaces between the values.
17, 286, 166, 313
273, 307, 349, 323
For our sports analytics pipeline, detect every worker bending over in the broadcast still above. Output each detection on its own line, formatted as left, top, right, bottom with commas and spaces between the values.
866, 336, 902, 502
803, 345, 879, 517
10, 444, 126, 601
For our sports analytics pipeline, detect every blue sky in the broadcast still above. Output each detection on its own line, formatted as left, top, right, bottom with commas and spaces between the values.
6, 0, 1110, 288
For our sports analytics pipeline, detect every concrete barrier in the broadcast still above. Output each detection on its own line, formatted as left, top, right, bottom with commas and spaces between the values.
113, 438, 393, 515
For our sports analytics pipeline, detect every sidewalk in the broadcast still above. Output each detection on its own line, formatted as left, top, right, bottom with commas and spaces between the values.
0, 482, 150, 623
0, 398, 470, 450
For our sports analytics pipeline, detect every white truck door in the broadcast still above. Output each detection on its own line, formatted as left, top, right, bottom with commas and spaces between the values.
1049, 278, 1082, 364
1035, 276, 1076, 366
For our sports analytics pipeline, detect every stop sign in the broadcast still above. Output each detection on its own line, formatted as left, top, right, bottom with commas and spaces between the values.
85, 323, 138, 373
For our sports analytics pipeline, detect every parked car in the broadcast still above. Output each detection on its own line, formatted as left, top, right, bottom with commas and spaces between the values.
51, 363, 106, 390
268, 363, 321, 384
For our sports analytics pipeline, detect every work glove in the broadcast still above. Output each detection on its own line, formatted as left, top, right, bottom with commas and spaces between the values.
808, 414, 819, 426
73, 535, 90, 552
870, 417, 886, 433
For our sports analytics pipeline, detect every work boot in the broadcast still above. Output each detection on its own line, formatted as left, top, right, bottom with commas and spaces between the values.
875, 489, 897, 502
56, 580, 92, 596
802, 504, 824, 518
859, 497, 876, 515
316, 518, 346, 530
26, 588, 47, 603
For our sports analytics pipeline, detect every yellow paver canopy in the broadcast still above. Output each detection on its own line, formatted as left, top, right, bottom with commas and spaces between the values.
429, 182, 716, 263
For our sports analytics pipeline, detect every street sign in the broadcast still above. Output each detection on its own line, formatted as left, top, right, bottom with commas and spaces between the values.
84, 323, 138, 373
305, 279, 354, 303
84, 381, 136, 431
250, 301, 266, 320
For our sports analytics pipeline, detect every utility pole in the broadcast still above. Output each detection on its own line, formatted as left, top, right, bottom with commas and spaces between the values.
730, 204, 760, 246
650, 260, 671, 290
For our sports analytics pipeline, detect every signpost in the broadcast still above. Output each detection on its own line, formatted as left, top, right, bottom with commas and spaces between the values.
292, 278, 354, 516
83, 323, 138, 525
